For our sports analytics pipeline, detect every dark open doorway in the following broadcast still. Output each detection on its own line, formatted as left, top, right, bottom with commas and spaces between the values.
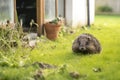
16, 0, 37, 32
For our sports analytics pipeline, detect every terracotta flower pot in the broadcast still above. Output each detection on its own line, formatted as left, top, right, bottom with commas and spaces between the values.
44, 22, 61, 40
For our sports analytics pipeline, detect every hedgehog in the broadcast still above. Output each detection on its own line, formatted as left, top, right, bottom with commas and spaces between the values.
72, 33, 101, 54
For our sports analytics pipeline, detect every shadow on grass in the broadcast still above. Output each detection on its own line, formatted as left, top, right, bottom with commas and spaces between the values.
72, 52, 100, 56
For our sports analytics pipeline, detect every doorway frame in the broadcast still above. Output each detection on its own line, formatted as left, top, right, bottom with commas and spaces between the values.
14, 0, 65, 35
14, 0, 44, 35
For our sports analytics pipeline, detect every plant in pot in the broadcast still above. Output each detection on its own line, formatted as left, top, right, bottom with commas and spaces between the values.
44, 17, 64, 40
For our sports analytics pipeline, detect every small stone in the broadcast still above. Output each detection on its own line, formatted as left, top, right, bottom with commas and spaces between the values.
34, 70, 45, 80
93, 67, 102, 72
69, 71, 80, 79
33, 62, 57, 69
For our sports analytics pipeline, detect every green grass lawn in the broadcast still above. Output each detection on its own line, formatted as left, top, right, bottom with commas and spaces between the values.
0, 15, 120, 80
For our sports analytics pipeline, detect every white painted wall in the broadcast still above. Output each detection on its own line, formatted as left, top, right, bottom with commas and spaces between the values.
10, 0, 14, 22
90, 0, 95, 24
58, 0, 64, 17
72, 0, 87, 26
65, 0, 73, 26
0, 0, 14, 22
65, 0, 95, 27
